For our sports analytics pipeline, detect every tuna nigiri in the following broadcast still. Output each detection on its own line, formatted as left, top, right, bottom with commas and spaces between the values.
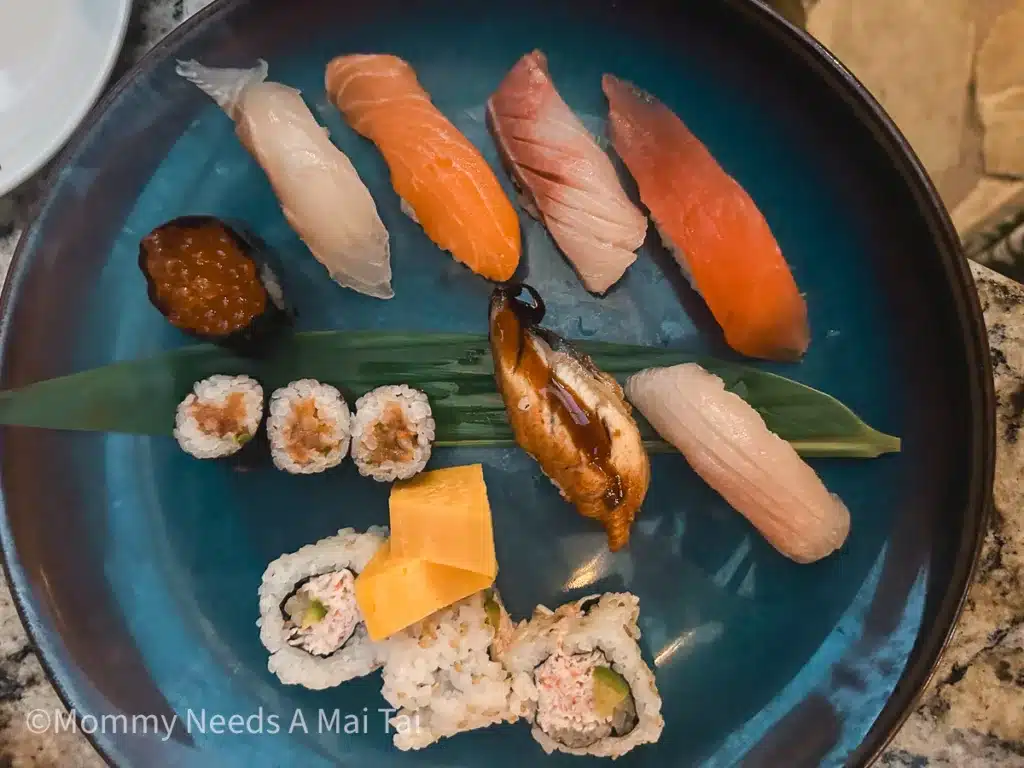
487, 51, 648, 294
603, 75, 810, 361
325, 54, 521, 282
176, 60, 393, 299
626, 364, 849, 563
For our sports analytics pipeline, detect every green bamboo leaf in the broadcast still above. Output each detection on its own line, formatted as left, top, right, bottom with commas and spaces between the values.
0, 331, 900, 458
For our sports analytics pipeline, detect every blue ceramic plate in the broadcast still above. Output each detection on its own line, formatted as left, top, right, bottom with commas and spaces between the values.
0, 1, 994, 766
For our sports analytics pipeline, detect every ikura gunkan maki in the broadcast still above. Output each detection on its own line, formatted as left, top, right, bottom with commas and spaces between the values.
174, 375, 264, 459
267, 380, 351, 474
139, 216, 290, 354
258, 527, 389, 689
501, 593, 664, 758
351, 385, 435, 481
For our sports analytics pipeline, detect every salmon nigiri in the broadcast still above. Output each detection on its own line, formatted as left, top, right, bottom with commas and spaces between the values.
326, 54, 521, 282
603, 75, 810, 361
487, 51, 648, 294
626, 364, 849, 563
176, 60, 393, 299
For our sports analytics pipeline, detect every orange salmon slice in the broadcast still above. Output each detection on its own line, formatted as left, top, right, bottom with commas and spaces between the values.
326, 54, 521, 282
603, 74, 810, 361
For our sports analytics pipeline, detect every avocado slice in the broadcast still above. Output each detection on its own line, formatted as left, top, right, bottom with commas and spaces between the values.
484, 592, 501, 632
592, 666, 630, 718
300, 598, 328, 629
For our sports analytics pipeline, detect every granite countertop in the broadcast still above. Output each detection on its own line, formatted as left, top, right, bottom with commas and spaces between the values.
0, 1, 1022, 766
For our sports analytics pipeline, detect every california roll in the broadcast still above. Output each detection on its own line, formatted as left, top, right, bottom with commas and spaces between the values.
257, 527, 388, 689
379, 589, 516, 750
502, 593, 664, 758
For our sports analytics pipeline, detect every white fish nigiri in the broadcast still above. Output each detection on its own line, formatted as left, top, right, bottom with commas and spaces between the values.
176, 60, 393, 299
625, 363, 850, 563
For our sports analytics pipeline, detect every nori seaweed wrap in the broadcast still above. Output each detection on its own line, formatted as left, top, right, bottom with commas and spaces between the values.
139, 215, 292, 355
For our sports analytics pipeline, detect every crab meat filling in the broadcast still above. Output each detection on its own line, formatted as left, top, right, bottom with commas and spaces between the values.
282, 569, 360, 657
534, 650, 638, 749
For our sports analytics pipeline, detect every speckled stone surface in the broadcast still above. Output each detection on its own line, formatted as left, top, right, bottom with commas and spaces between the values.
0, 1, 1022, 766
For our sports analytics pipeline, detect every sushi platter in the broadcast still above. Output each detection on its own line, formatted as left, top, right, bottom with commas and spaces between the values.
0, 1, 992, 766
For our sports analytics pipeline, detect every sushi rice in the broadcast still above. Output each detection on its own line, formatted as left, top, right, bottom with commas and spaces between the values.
174, 375, 264, 459
257, 526, 388, 689
267, 379, 351, 474
350, 385, 435, 482
380, 589, 517, 750
501, 592, 664, 759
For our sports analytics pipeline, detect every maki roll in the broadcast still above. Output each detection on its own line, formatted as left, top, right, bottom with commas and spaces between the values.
379, 589, 517, 750
139, 216, 291, 355
502, 593, 664, 758
351, 385, 435, 482
257, 527, 389, 689
267, 380, 350, 474
174, 375, 263, 459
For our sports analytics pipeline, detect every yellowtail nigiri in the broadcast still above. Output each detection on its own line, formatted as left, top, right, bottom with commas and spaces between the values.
487, 51, 648, 294
626, 363, 850, 563
176, 59, 393, 299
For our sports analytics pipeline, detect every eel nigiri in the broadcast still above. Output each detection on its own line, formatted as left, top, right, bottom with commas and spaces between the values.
325, 54, 521, 282
626, 364, 849, 563
489, 284, 650, 551
603, 75, 810, 362
487, 51, 648, 294
176, 60, 393, 299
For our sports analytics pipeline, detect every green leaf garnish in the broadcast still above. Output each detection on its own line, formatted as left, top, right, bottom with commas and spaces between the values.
0, 331, 900, 459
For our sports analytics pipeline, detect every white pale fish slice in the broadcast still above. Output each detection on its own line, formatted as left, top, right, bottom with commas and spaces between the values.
625, 363, 850, 563
176, 59, 393, 299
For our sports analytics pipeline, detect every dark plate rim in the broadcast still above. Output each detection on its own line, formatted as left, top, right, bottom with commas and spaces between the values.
0, 1, 996, 766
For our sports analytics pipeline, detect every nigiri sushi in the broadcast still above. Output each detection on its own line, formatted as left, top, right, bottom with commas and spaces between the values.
625, 364, 849, 563
487, 51, 648, 294
489, 284, 650, 551
325, 54, 521, 282
176, 60, 393, 299
603, 75, 810, 361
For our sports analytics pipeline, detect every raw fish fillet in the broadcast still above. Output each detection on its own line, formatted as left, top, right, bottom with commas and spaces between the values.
626, 364, 849, 563
176, 60, 393, 299
603, 75, 810, 361
487, 51, 648, 294
325, 54, 521, 282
